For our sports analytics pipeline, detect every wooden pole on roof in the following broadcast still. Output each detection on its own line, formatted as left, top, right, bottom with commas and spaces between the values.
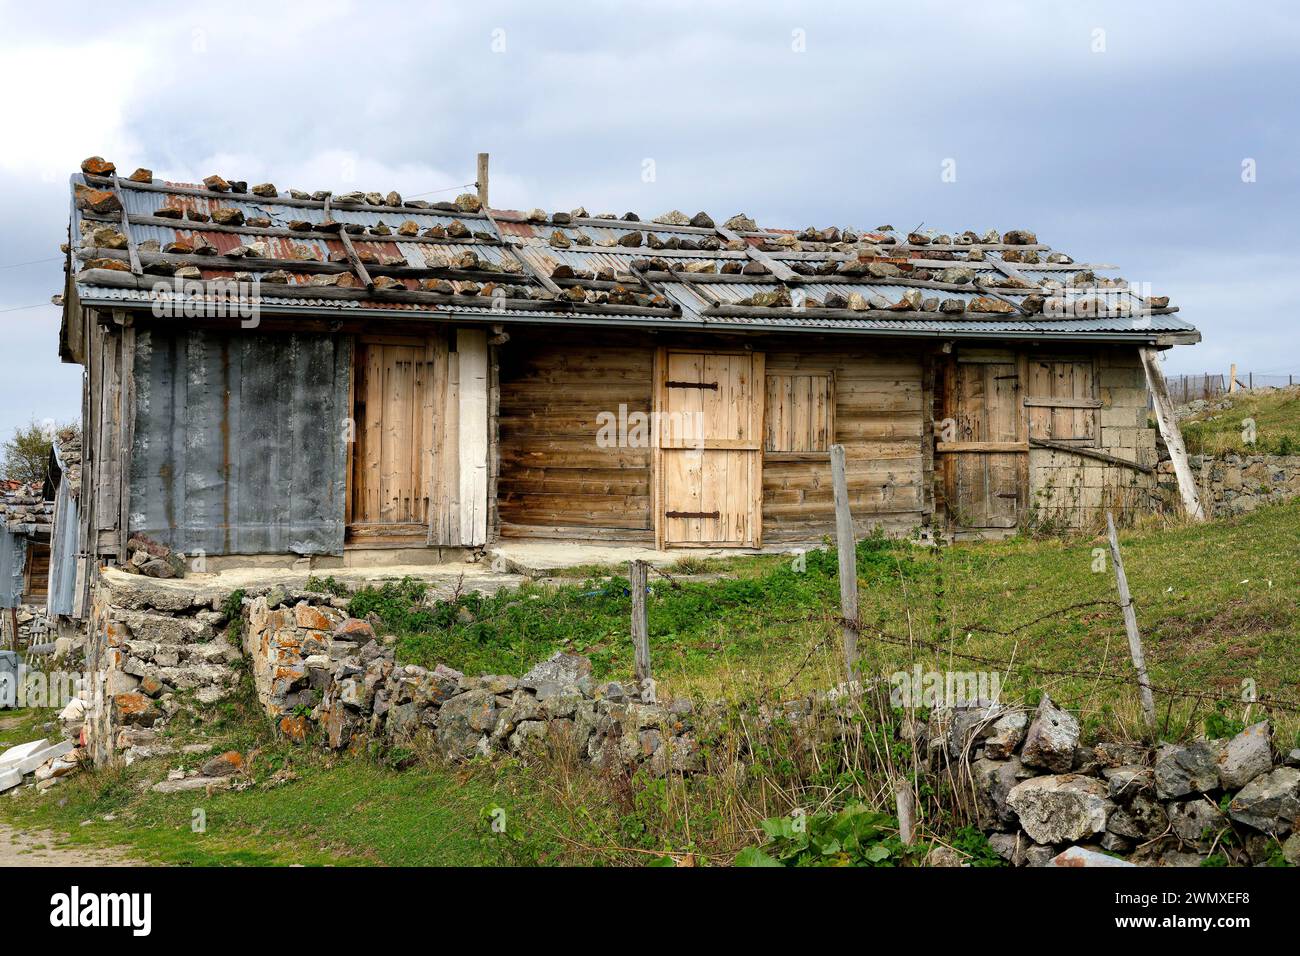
476, 153, 490, 209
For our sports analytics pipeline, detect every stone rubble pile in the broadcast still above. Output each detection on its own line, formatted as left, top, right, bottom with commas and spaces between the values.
116, 533, 188, 579
0, 482, 52, 534
0, 735, 81, 795
945, 695, 1300, 867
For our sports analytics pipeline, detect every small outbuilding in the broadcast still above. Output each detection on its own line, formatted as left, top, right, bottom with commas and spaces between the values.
57, 157, 1203, 594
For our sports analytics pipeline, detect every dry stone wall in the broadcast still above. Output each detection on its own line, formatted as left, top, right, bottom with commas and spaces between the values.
944, 695, 1300, 866
241, 592, 704, 774
71, 572, 1300, 867
82, 571, 243, 765
1175, 453, 1300, 517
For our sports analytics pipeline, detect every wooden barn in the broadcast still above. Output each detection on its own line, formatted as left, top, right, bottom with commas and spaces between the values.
57, 155, 1202, 591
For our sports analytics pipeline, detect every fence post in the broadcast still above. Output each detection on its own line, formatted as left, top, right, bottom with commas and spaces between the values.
830, 444, 860, 681
629, 559, 653, 698
1106, 513, 1157, 735
895, 783, 915, 846
1228, 363, 1237, 393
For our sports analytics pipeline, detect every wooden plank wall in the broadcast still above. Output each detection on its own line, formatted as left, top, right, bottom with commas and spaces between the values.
497, 329, 656, 541
762, 345, 928, 542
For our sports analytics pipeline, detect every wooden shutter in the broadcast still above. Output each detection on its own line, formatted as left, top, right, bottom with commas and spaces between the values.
764, 372, 834, 453
1026, 359, 1099, 444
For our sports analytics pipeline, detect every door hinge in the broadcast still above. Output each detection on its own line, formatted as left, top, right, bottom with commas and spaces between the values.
665, 381, 719, 390
665, 510, 720, 519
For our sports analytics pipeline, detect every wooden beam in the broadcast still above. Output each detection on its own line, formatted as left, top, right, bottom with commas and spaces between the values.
715, 225, 801, 282
336, 227, 374, 289
1029, 438, 1154, 474
80, 211, 506, 247
1023, 396, 1103, 409
1138, 347, 1205, 520
74, 269, 676, 317
108, 175, 142, 275
936, 441, 1029, 453
83, 172, 786, 237
480, 208, 562, 294
629, 559, 651, 693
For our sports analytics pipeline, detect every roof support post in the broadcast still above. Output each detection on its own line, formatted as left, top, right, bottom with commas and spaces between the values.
1139, 346, 1205, 521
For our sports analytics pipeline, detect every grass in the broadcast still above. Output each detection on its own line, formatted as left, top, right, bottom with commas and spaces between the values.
3, 497, 1297, 867
349, 500, 1300, 745
0, 741, 579, 866
1179, 386, 1300, 456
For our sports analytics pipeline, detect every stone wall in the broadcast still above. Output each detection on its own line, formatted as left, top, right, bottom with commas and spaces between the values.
1171, 453, 1300, 517
1028, 351, 1159, 529
947, 695, 1300, 866
82, 571, 242, 765
241, 592, 703, 774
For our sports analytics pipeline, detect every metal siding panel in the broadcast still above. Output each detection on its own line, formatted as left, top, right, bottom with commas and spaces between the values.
47, 481, 80, 617
0, 529, 25, 609
128, 328, 348, 556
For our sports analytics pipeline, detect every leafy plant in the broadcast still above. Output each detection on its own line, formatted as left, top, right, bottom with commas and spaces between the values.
734, 803, 901, 867
1204, 701, 1246, 739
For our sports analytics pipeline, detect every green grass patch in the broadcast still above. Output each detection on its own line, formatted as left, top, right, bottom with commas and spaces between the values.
1180, 387, 1300, 456
350, 501, 1300, 743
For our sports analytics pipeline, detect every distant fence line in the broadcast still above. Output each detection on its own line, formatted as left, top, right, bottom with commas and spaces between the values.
1165, 371, 1298, 405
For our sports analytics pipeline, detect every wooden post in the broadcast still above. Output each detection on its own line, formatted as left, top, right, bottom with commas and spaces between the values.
476, 153, 490, 209
895, 782, 915, 846
1228, 363, 1237, 394
629, 559, 652, 695
1107, 512, 1157, 734
1139, 347, 1205, 521
829, 444, 860, 680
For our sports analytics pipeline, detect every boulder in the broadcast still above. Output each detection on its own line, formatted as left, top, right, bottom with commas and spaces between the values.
972, 755, 1025, 830
520, 653, 591, 697
435, 689, 498, 759
983, 711, 1028, 760
1168, 798, 1227, 849
1227, 767, 1300, 835
1105, 792, 1167, 839
1217, 721, 1272, 789
1155, 740, 1224, 798
1006, 774, 1112, 844
200, 751, 245, 777
1020, 695, 1079, 773
1047, 846, 1135, 867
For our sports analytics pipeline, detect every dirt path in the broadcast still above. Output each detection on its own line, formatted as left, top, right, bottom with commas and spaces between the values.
0, 821, 144, 867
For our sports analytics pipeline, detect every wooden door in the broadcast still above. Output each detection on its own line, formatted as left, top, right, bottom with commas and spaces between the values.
656, 350, 764, 547
350, 336, 438, 542
941, 356, 1026, 529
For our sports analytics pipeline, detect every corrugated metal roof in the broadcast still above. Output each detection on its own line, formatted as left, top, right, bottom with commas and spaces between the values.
70, 171, 1196, 343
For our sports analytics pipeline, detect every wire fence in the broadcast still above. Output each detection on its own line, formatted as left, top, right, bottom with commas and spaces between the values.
1167, 371, 1299, 405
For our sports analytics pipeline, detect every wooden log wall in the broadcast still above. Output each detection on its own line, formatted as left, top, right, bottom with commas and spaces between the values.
496, 329, 657, 541
761, 345, 928, 543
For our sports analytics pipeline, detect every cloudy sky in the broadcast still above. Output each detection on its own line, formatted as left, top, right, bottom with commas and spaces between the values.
2, 0, 1297, 440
